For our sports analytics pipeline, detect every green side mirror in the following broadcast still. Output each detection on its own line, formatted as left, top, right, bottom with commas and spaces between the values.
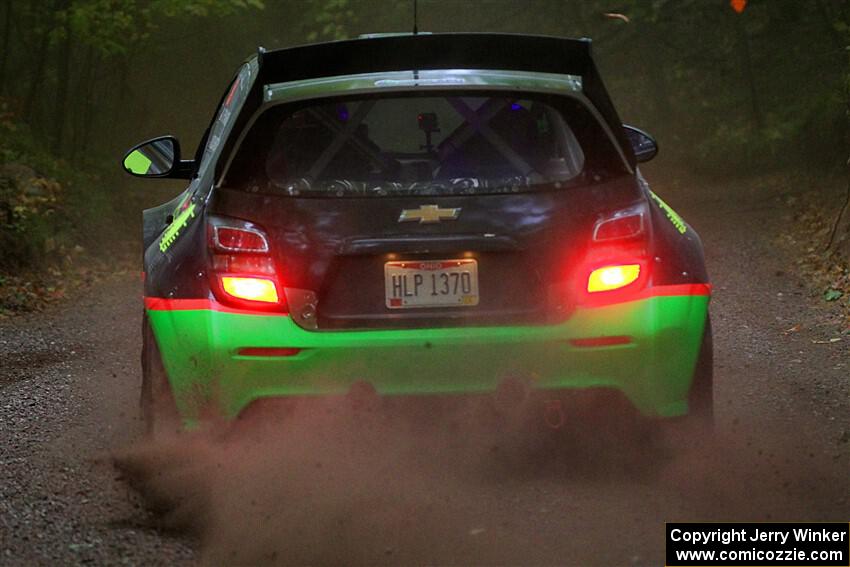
122, 136, 192, 178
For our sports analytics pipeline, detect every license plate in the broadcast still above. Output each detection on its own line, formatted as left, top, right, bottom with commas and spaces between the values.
385, 259, 479, 309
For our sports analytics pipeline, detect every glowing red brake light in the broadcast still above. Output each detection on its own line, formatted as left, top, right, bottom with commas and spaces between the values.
208, 216, 286, 312
587, 264, 641, 293
221, 276, 279, 303
578, 204, 651, 305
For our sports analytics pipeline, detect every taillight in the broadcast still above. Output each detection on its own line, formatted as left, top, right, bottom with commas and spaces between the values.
592, 205, 645, 242
587, 264, 641, 293
580, 203, 650, 303
213, 227, 268, 252
221, 276, 279, 303
211, 254, 275, 275
208, 216, 286, 311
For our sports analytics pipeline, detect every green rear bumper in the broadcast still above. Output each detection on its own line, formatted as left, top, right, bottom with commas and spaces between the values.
146, 293, 709, 421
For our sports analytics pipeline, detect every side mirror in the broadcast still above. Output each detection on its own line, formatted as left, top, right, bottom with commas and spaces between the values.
122, 136, 194, 179
622, 125, 658, 163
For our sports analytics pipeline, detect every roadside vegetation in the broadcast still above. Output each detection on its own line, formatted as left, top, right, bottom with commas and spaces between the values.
0, 0, 849, 316
783, 179, 850, 325
0, 100, 146, 312
0, 1, 265, 313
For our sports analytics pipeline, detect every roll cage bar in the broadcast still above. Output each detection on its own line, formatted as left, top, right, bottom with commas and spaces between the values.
297, 96, 540, 183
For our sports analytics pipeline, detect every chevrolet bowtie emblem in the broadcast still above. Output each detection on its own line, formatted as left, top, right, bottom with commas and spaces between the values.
398, 204, 461, 224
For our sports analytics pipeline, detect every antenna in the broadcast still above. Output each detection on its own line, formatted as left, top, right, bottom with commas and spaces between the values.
413, 0, 418, 35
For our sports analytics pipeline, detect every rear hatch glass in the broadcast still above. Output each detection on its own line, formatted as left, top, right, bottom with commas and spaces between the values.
224, 92, 627, 197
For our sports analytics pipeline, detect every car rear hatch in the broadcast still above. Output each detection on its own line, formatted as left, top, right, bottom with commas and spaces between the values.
210, 90, 641, 330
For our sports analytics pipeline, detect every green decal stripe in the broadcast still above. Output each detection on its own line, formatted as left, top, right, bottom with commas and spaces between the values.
159, 203, 196, 253
146, 292, 710, 420
649, 190, 688, 234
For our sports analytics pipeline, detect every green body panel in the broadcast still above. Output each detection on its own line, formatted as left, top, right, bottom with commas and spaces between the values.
147, 294, 709, 421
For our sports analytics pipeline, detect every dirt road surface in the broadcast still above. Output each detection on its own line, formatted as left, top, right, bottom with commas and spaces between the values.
1, 174, 848, 566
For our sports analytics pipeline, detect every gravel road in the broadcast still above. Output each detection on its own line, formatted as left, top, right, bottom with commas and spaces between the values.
1, 174, 848, 566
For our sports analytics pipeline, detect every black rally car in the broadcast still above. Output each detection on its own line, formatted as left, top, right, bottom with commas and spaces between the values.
123, 33, 711, 432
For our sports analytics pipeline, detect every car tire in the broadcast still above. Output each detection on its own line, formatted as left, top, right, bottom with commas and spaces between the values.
687, 316, 714, 426
141, 316, 181, 438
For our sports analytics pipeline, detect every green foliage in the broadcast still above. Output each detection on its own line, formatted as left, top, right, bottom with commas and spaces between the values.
305, 0, 358, 42
155, 0, 265, 18
825, 289, 844, 302
61, 0, 265, 57
0, 0, 265, 276
596, 0, 850, 174
0, 97, 126, 273
67, 2, 147, 56
0, 118, 67, 271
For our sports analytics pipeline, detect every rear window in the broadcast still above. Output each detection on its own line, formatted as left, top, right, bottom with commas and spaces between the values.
225, 93, 627, 197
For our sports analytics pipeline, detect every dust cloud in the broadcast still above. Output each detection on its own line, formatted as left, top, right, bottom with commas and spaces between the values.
113, 396, 847, 566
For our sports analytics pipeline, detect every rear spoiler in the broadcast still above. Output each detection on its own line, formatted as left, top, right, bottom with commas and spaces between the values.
256, 33, 595, 83
215, 33, 635, 181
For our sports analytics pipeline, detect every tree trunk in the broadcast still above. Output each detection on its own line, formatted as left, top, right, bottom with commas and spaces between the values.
22, 6, 54, 124
71, 45, 95, 163
51, 0, 72, 155
0, 0, 12, 96
823, 1, 850, 262
830, 176, 850, 261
